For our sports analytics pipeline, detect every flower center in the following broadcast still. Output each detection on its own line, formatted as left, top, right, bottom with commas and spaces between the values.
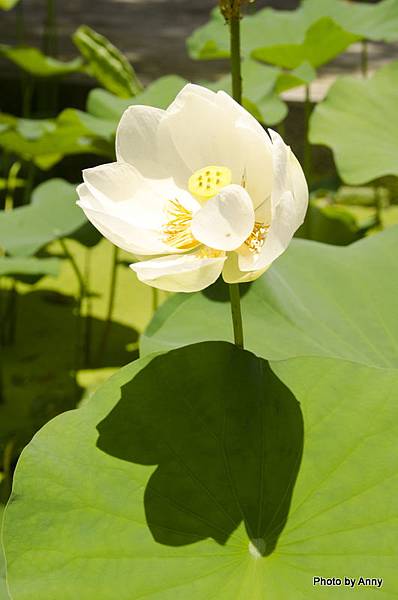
163, 199, 199, 250
244, 222, 269, 253
188, 165, 232, 201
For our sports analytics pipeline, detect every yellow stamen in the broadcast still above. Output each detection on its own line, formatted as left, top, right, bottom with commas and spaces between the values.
163, 199, 199, 250
245, 222, 269, 254
188, 165, 232, 200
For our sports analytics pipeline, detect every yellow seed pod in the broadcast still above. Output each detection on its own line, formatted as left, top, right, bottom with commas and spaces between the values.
188, 165, 232, 200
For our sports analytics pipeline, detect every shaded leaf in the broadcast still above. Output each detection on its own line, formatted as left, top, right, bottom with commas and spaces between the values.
3, 344, 398, 597
0, 179, 86, 256
0, 256, 60, 277
309, 61, 398, 184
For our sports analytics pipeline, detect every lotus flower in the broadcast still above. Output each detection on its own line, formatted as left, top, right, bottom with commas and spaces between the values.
77, 84, 308, 292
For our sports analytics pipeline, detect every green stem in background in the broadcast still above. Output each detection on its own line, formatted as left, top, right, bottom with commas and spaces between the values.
227, 1, 244, 349
5, 161, 21, 212
97, 245, 119, 365
22, 75, 34, 118
16, 0, 25, 45
58, 238, 85, 395
83, 248, 92, 367
228, 283, 244, 348
22, 160, 36, 204
361, 39, 368, 78
303, 83, 312, 184
43, 0, 58, 57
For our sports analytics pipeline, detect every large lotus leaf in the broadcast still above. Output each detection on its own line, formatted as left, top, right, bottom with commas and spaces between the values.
0, 45, 82, 77
309, 61, 398, 184
252, 17, 359, 69
3, 342, 398, 598
141, 226, 398, 369
87, 75, 188, 122
0, 507, 8, 600
302, 0, 398, 43
0, 256, 60, 277
0, 179, 86, 256
73, 25, 143, 98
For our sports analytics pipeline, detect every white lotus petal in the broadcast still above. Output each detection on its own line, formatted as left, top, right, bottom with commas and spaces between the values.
116, 105, 167, 178
191, 184, 254, 251
222, 252, 268, 284
159, 85, 273, 209
82, 161, 199, 229
77, 184, 172, 255
130, 252, 226, 293
238, 131, 308, 272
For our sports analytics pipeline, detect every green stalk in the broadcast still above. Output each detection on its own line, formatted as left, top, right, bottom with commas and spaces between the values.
43, 0, 58, 57
228, 1, 244, 349
228, 283, 244, 349
97, 245, 119, 364
83, 248, 92, 366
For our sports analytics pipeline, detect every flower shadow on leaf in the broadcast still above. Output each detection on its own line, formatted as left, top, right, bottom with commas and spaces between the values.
97, 341, 303, 556
202, 277, 252, 302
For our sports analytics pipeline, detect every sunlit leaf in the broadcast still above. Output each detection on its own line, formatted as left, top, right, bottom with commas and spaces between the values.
309, 61, 398, 184
302, 0, 398, 42
87, 75, 188, 121
252, 17, 359, 69
3, 343, 397, 597
0, 45, 82, 77
73, 25, 143, 98
0, 179, 86, 256
188, 5, 359, 65
141, 226, 398, 369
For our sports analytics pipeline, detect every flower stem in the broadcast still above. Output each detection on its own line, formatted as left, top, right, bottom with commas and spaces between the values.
229, 283, 244, 348
230, 13, 242, 104
227, 2, 244, 349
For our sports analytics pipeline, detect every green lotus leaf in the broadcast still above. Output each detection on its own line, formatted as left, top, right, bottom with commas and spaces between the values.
252, 17, 359, 69
302, 0, 398, 42
0, 179, 86, 256
3, 342, 397, 597
141, 226, 398, 369
87, 75, 188, 121
73, 25, 143, 98
188, 6, 359, 66
0, 506, 8, 599
187, 6, 309, 60
0, 111, 113, 169
0, 256, 60, 277
0, 45, 82, 77
309, 61, 398, 184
